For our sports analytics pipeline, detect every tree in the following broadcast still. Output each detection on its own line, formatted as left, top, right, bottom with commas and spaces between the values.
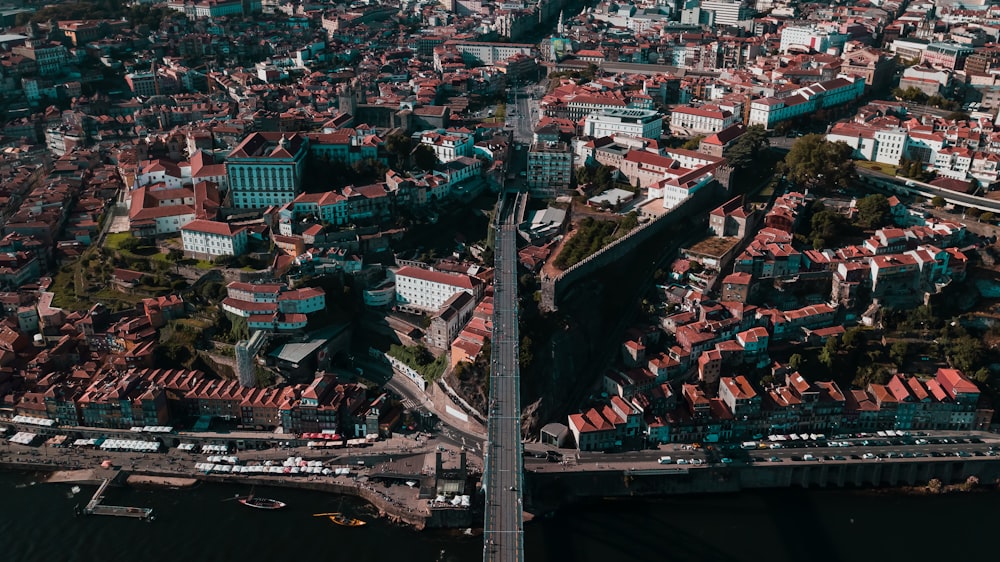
681, 135, 705, 150
789, 353, 804, 371
931, 196, 946, 208
593, 165, 614, 190
842, 326, 865, 349
385, 132, 412, 168
891, 86, 928, 103
167, 248, 184, 262
412, 144, 437, 172
819, 337, 839, 368
809, 210, 843, 249
947, 336, 985, 373
981, 211, 995, 223
783, 134, 856, 192
856, 194, 891, 228
889, 341, 908, 367
723, 125, 770, 172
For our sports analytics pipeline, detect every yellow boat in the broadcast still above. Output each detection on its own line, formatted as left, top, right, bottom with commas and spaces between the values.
327, 512, 366, 527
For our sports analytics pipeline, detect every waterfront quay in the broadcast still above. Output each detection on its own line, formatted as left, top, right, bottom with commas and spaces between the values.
523, 431, 1000, 512
7, 425, 1000, 531
0, 429, 478, 530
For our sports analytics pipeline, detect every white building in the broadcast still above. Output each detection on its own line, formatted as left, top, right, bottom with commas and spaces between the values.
391, 266, 483, 314
452, 41, 536, 66
583, 108, 663, 139
699, 0, 755, 27
748, 76, 865, 129
827, 123, 948, 167
778, 25, 850, 54
414, 129, 475, 163
181, 219, 248, 260
669, 105, 740, 137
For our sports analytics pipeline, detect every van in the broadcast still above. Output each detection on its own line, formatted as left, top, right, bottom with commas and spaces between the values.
741, 441, 757, 450
658, 456, 673, 464
802, 454, 816, 461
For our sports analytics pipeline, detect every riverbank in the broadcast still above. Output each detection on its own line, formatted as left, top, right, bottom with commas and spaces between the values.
0, 456, 463, 531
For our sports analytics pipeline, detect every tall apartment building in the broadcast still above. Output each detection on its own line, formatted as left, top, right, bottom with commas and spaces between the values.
226, 132, 308, 209
527, 141, 574, 198
698, 0, 755, 27
583, 108, 663, 140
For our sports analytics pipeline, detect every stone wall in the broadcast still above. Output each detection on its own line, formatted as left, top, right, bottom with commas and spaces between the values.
541, 182, 723, 311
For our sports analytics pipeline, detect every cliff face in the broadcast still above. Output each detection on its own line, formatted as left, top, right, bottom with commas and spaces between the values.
521, 278, 613, 436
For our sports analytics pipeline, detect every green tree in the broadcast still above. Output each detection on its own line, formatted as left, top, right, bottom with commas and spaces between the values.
783, 134, 856, 191
842, 326, 864, 349
723, 125, 770, 172
789, 353, 803, 371
931, 196, 946, 208
681, 135, 705, 150
413, 144, 437, 172
892, 86, 928, 103
519, 335, 533, 368
981, 211, 995, 223
385, 132, 412, 168
889, 341, 908, 367
809, 210, 843, 249
856, 194, 891, 228
948, 336, 985, 373
819, 337, 839, 368
594, 165, 613, 190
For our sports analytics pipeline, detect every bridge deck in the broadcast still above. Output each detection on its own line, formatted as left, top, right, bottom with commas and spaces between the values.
483, 193, 526, 562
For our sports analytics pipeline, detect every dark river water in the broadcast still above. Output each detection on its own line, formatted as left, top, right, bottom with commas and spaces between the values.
1, 470, 995, 561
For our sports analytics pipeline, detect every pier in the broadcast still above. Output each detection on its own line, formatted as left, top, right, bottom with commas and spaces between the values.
79, 476, 154, 521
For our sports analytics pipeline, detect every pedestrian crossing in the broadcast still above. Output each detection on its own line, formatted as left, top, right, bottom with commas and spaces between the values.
400, 397, 418, 410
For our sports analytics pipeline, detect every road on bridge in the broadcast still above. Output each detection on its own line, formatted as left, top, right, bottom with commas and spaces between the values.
483, 193, 526, 562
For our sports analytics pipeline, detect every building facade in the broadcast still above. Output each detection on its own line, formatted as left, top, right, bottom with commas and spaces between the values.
226, 132, 308, 209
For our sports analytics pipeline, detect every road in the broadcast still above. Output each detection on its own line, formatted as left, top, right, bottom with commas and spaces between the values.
508, 84, 540, 144
353, 357, 486, 454
483, 193, 526, 562
524, 431, 1000, 472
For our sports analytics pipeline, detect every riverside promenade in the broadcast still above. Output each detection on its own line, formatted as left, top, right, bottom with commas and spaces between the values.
0, 434, 477, 530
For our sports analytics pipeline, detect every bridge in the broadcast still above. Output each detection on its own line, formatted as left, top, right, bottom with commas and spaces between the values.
483, 192, 527, 562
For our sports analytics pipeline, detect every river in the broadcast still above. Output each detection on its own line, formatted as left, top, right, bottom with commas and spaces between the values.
1, 470, 995, 561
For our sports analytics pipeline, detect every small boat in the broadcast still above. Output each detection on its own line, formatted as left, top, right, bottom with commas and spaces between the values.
326, 512, 366, 527
239, 496, 286, 510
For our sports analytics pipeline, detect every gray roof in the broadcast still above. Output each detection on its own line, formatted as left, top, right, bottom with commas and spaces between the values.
270, 339, 327, 364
